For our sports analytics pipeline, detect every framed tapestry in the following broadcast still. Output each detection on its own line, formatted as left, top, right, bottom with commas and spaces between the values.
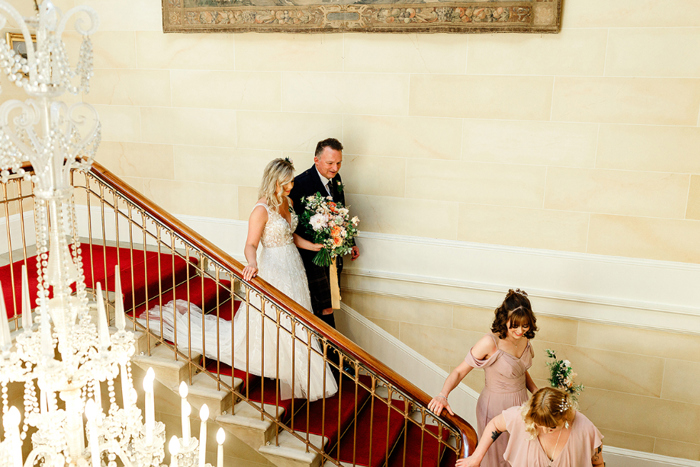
162, 0, 563, 34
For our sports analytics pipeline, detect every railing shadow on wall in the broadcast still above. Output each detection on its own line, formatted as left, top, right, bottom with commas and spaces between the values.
0, 161, 477, 466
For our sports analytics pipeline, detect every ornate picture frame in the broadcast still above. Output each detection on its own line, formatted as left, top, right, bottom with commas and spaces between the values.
5, 32, 36, 78
5, 32, 35, 59
162, 0, 563, 34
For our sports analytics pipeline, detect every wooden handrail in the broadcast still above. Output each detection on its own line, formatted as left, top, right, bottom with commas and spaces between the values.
88, 161, 478, 458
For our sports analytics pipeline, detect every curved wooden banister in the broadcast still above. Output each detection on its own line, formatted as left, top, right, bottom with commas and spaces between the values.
88, 161, 478, 459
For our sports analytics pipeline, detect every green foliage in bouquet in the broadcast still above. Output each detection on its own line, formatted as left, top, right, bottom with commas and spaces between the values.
545, 349, 584, 401
299, 193, 359, 267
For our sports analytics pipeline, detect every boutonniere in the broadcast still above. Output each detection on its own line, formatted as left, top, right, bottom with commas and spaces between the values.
336, 180, 344, 193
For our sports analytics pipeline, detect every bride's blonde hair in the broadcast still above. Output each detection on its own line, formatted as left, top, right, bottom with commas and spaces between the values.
521, 387, 575, 439
258, 158, 295, 211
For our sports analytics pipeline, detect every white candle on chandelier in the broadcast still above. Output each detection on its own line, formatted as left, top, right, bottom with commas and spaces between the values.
120, 362, 132, 411
40, 387, 47, 414
198, 404, 209, 467
4, 406, 22, 467
143, 368, 155, 444
179, 382, 191, 441
0, 284, 12, 348
95, 284, 110, 349
169, 435, 180, 467
21, 265, 32, 332
84, 400, 101, 467
93, 379, 103, 414
40, 300, 53, 358
216, 428, 225, 467
114, 267, 126, 331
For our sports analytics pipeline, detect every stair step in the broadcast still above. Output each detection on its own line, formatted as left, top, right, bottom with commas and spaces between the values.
247, 377, 306, 424
258, 430, 322, 467
186, 372, 240, 416
132, 344, 201, 388
205, 361, 257, 391
291, 375, 372, 452
79, 243, 138, 293
204, 361, 301, 420
335, 398, 408, 467
388, 423, 451, 467
216, 400, 282, 448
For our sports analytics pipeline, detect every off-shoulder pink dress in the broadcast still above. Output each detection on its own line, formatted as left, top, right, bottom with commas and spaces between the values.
501, 406, 603, 466
464, 334, 533, 467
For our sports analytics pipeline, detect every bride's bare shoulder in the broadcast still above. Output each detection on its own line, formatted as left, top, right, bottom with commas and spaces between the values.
250, 199, 269, 220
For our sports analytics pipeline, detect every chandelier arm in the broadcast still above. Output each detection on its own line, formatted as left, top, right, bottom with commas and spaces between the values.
55, 4, 99, 38
21, 446, 59, 467
0, 99, 42, 164
64, 102, 100, 161
100, 440, 136, 467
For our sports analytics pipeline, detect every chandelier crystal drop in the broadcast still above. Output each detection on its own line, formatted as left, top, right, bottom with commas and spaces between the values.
0, 2, 219, 466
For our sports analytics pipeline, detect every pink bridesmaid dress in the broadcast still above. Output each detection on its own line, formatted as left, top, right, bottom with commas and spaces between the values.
464, 334, 534, 467
501, 406, 603, 466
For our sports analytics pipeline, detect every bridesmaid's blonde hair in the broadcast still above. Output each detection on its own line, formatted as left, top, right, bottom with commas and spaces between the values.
258, 158, 295, 211
521, 387, 575, 439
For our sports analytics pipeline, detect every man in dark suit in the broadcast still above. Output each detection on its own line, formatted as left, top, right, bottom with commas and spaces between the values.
289, 138, 360, 329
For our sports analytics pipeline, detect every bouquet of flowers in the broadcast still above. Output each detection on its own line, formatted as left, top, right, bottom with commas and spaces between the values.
300, 193, 360, 267
545, 349, 584, 401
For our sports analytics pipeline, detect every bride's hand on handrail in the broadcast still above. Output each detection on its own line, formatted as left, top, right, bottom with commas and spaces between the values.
243, 264, 258, 281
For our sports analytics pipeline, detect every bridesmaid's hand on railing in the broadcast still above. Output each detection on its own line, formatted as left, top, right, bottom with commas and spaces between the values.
428, 394, 454, 416
243, 264, 258, 281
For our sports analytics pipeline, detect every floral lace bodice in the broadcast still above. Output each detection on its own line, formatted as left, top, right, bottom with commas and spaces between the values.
255, 202, 297, 248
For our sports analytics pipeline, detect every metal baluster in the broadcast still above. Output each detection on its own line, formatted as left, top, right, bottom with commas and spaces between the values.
127, 203, 137, 333
385, 388, 392, 467
2, 182, 17, 321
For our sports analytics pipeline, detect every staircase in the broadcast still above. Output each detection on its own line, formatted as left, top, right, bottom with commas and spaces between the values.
0, 163, 476, 466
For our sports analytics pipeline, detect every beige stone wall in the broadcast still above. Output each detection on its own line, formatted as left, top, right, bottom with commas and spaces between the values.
1, 0, 696, 263
2, 0, 700, 462
342, 290, 700, 461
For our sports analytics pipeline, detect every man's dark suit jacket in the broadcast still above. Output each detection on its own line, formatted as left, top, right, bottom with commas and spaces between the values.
289, 165, 345, 316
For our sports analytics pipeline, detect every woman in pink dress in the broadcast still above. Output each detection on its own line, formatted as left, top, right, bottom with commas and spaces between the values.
428, 289, 538, 467
458, 387, 605, 467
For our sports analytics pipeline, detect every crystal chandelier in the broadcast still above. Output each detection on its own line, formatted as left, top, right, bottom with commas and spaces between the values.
0, 2, 224, 466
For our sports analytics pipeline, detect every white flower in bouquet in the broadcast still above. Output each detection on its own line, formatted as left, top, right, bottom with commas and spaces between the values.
351, 216, 360, 226
309, 213, 327, 230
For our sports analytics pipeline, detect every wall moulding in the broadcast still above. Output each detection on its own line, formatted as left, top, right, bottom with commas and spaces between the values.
161, 0, 563, 34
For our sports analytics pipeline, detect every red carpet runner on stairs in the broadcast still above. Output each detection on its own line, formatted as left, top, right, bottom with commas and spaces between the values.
0, 243, 454, 466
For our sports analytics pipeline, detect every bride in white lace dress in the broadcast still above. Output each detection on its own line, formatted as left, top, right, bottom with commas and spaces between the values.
140, 158, 338, 401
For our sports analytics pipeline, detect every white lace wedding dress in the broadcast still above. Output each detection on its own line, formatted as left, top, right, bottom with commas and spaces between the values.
138, 202, 338, 401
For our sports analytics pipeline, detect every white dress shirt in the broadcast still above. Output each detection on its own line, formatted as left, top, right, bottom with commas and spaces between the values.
315, 167, 333, 196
